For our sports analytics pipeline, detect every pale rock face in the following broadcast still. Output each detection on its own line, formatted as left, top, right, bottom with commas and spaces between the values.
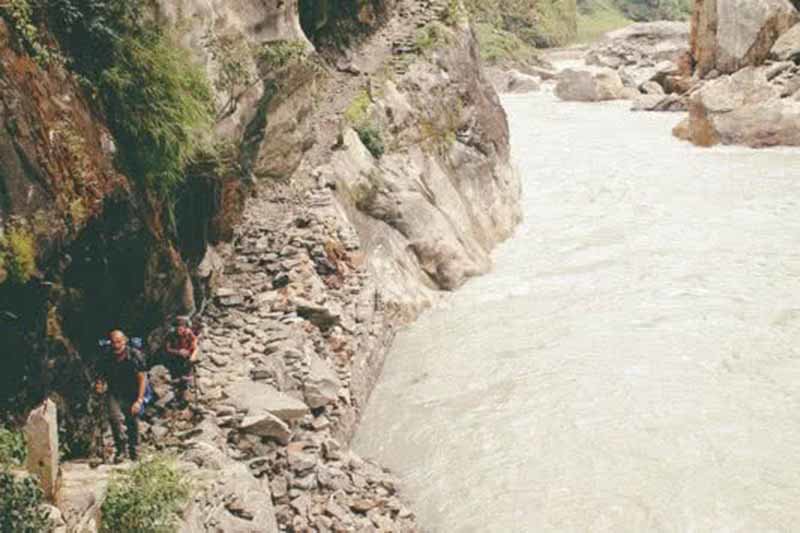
693, 0, 799, 75
24, 399, 59, 502
770, 21, 800, 60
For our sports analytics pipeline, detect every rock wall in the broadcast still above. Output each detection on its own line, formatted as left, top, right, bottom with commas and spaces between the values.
1, 0, 520, 530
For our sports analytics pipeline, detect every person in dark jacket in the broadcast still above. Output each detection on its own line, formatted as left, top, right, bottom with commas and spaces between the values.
95, 330, 146, 462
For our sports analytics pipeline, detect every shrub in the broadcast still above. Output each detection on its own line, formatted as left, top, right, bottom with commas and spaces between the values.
0, 0, 54, 64
0, 428, 26, 465
0, 469, 53, 533
0, 228, 37, 285
344, 89, 371, 126
258, 40, 307, 73
414, 22, 453, 53
100, 455, 189, 533
100, 29, 214, 198
473, 22, 538, 65
355, 125, 385, 159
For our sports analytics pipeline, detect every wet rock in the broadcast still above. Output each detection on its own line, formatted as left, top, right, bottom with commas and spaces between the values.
555, 69, 626, 101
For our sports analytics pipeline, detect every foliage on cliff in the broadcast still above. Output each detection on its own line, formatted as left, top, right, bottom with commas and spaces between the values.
577, 0, 690, 26
464, 0, 577, 50
0, 428, 52, 533
20, 0, 216, 200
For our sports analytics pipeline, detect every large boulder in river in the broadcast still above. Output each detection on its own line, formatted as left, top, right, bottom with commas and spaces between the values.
677, 66, 800, 146
691, 0, 799, 76
486, 68, 541, 94
555, 69, 626, 101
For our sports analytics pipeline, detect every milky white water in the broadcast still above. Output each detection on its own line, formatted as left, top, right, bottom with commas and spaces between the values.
353, 90, 800, 532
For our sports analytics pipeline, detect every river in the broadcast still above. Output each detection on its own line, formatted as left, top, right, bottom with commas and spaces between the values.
353, 90, 800, 531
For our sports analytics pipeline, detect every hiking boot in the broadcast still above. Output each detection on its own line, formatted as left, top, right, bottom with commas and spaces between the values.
129, 448, 139, 462
111, 452, 126, 465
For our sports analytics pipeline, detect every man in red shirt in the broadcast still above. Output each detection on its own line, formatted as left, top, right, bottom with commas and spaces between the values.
164, 316, 198, 406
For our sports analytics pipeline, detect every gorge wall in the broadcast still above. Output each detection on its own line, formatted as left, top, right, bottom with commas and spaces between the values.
0, 0, 520, 530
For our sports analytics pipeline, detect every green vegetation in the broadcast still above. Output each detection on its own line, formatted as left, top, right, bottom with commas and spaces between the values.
344, 90, 371, 125
415, 22, 455, 53
464, 0, 576, 52
355, 125, 385, 159
343, 90, 385, 159
0, 0, 55, 64
0, 470, 53, 533
258, 40, 308, 72
100, 30, 213, 197
576, 0, 632, 43
0, 428, 52, 533
0, 228, 37, 285
100, 455, 189, 533
474, 22, 540, 65
46, 1, 214, 200
0, 428, 26, 466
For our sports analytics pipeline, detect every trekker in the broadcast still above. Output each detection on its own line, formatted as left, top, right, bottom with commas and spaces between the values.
164, 316, 198, 406
95, 330, 146, 462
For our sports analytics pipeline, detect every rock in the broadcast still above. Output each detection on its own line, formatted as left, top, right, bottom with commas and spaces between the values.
641, 81, 665, 95
593, 70, 625, 100
555, 69, 625, 101
224, 380, 309, 422
240, 412, 292, 444
631, 93, 687, 112
24, 399, 59, 501
42, 504, 67, 533
303, 356, 342, 409
692, 0, 799, 76
771, 21, 800, 61
294, 297, 341, 330
555, 69, 599, 101
679, 65, 800, 146
487, 68, 541, 94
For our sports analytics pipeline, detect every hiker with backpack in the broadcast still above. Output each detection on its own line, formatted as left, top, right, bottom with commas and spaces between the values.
94, 329, 147, 462
163, 316, 199, 407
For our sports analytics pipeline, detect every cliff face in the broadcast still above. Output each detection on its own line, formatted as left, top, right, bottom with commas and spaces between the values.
1, 0, 520, 530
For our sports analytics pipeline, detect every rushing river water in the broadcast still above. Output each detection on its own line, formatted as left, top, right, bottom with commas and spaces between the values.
353, 90, 800, 532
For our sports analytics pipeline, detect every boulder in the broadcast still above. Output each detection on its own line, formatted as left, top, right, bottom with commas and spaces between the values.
771, 21, 800, 61
679, 66, 800, 146
24, 399, 59, 501
555, 69, 625, 101
224, 380, 309, 422
693, 0, 799, 76
489, 69, 541, 94
303, 356, 342, 409
240, 413, 292, 444
594, 70, 626, 100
